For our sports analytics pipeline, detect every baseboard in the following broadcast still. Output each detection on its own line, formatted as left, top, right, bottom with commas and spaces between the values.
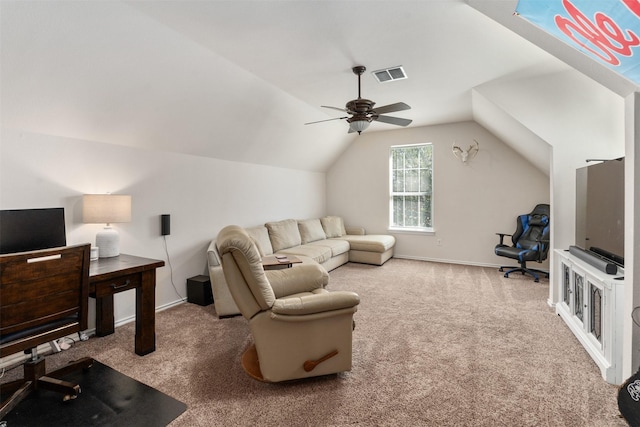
157, 298, 187, 313
112, 298, 186, 329
393, 254, 501, 269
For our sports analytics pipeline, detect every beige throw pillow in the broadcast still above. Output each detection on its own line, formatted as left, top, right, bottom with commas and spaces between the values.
265, 219, 302, 252
321, 216, 346, 238
245, 226, 274, 256
298, 219, 327, 244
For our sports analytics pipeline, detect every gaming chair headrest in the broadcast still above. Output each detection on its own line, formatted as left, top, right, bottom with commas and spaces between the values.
528, 215, 548, 227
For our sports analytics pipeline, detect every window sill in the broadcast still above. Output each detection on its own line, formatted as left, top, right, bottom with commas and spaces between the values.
387, 227, 435, 236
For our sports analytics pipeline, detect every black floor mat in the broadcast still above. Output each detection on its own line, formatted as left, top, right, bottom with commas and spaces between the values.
2, 360, 186, 426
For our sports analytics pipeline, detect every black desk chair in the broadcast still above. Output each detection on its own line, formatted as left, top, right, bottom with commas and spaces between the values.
0, 244, 93, 418
495, 204, 550, 282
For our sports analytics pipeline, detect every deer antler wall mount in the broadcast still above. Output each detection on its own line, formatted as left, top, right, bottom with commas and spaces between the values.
452, 139, 479, 164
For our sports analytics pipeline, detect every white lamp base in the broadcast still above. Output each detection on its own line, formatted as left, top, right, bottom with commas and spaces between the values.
96, 226, 120, 258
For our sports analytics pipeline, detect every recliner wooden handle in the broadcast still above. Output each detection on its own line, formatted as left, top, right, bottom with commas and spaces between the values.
303, 350, 339, 372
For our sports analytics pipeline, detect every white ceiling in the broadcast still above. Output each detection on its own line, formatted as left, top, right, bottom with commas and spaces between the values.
127, 0, 564, 124
0, 1, 633, 172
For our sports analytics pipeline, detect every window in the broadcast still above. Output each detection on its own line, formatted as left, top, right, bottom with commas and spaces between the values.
389, 143, 433, 231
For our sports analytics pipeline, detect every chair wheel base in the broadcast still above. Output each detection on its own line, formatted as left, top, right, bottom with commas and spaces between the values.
499, 265, 548, 282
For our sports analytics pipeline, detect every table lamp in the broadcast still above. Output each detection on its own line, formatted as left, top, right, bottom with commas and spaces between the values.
83, 194, 131, 258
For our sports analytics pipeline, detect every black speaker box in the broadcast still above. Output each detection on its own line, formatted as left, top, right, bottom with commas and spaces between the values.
161, 214, 171, 236
186, 275, 213, 306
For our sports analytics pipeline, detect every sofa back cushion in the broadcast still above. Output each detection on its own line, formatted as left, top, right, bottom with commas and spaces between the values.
298, 219, 327, 244
266, 219, 302, 252
321, 216, 346, 238
245, 225, 274, 256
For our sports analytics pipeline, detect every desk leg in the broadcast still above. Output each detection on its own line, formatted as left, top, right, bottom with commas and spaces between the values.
135, 270, 156, 355
95, 295, 115, 336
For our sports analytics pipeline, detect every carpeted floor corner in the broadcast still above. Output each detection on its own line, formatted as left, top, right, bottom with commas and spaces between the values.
1, 259, 627, 426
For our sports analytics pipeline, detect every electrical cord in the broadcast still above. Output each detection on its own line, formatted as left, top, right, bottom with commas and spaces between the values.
56, 336, 77, 350
163, 235, 186, 301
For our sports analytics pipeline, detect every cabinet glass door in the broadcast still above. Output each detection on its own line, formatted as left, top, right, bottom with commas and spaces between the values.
574, 272, 584, 323
562, 262, 571, 306
589, 280, 603, 345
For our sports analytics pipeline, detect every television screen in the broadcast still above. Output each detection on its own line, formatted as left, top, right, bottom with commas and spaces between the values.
0, 208, 67, 255
575, 158, 624, 266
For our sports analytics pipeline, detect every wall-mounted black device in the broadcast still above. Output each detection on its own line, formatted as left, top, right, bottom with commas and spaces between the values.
161, 214, 171, 236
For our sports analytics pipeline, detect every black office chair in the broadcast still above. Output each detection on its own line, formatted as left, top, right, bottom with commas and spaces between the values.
0, 244, 94, 418
495, 204, 550, 282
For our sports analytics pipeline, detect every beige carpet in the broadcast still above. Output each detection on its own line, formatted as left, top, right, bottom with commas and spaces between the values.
3, 259, 627, 426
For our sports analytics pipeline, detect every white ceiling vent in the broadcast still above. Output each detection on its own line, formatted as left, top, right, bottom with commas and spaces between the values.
372, 66, 407, 83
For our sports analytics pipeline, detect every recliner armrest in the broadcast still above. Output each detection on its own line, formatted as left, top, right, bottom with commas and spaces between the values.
272, 291, 360, 315
267, 263, 329, 298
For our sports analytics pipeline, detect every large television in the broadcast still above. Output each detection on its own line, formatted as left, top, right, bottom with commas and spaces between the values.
575, 158, 624, 266
0, 208, 67, 255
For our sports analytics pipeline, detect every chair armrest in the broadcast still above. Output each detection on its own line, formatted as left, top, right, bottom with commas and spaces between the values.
266, 263, 329, 298
272, 291, 360, 316
535, 238, 550, 262
496, 233, 512, 246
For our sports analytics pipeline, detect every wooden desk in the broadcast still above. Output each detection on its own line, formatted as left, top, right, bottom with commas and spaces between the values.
89, 254, 164, 356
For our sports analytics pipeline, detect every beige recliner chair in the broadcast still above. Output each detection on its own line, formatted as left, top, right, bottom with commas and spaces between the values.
216, 225, 360, 382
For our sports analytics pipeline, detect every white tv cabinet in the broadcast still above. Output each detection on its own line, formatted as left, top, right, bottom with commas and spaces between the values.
554, 249, 625, 384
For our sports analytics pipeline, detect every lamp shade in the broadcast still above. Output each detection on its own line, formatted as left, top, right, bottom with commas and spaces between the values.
83, 194, 132, 224
349, 120, 370, 133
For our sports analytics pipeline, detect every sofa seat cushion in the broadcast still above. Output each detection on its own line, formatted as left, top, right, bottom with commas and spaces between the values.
336, 234, 396, 253
276, 244, 332, 264
307, 239, 350, 257
266, 219, 302, 252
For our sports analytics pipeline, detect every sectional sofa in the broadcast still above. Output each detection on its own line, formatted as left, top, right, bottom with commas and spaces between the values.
207, 216, 395, 317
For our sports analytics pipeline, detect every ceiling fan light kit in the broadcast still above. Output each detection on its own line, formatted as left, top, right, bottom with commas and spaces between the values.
349, 119, 370, 133
305, 65, 412, 135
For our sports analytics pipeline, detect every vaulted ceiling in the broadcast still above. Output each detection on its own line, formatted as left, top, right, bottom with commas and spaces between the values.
1, 1, 636, 173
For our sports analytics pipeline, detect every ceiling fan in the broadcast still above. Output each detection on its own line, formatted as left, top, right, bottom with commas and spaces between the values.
305, 66, 412, 134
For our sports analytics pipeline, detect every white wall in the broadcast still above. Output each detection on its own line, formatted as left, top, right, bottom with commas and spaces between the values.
327, 121, 549, 266
473, 69, 625, 305
474, 69, 625, 251
0, 127, 325, 327
1, 0, 349, 173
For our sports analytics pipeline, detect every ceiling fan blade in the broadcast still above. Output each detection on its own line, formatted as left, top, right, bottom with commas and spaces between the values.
375, 115, 412, 127
304, 116, 348, 125
321, 105, 348, 112
373, 102, 411, 115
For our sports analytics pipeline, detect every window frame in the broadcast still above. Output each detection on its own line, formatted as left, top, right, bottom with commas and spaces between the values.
388, 143, 434, 233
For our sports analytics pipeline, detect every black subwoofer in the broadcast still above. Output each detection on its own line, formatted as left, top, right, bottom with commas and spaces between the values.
186, 275, 213, 306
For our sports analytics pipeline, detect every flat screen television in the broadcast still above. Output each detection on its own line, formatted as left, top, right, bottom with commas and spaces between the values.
575, 158, 624, 266
0, 208, 67, 255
